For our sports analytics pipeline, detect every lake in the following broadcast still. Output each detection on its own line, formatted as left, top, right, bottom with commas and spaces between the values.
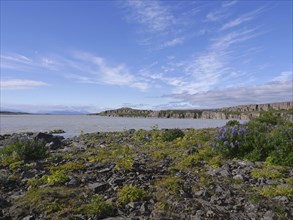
0, 115, 246, 137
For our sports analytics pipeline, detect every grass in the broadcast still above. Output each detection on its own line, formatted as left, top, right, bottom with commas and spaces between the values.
259, 185, 293, 199
0, 138, 47, 164
79, 195, 114, 217
117, 185, 147, 205
251, 168, 284, 179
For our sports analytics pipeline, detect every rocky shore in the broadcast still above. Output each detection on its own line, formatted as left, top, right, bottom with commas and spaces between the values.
0, 122, 292, 219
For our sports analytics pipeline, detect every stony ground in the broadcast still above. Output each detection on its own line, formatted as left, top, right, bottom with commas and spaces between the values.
0, 129, 292, 220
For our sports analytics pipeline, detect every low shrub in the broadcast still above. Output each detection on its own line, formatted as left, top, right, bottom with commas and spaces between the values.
259, 185, 293, 199
213, 114, 293, 165
79, 195, 114, 217
225, 120, 240, 126
117, 185, 147, 205
251, 168, 283, 179
161, 129, 185, 142
0, 138, 47, 164
155, 176, 183, 196
47, 170, 69, 185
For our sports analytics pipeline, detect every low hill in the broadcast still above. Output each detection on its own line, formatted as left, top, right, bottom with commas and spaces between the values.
93, 101, 293, 120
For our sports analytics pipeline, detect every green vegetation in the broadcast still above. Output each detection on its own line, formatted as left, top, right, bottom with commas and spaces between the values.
155, 176, 183, 197
0, 138, 47, 164
2, 111, 292, 219
259, 185, 293, 199
48, 161, 86, 172
47, 170, 69, 185
79, 195, 114, 217
15, 187, 87, 219
251, 168, 283, 179
225, 120, 240, 126
161, 129, 185, 142
213, 113, 293, 166
117, 185, 147, 205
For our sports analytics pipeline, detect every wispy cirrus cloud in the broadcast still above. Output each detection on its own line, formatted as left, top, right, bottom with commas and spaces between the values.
222, 1, 238, 8
1, 51, 149, 92
70, 51, 149, 91
220, 8, 264, 31
125, 0, 175, 32
1, 79, 48, 90
1, 52, 61, 72
161, 37, 185, 48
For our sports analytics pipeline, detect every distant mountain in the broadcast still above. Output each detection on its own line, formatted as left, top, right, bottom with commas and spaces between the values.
43, 110, 89, 115
0, 111, 32, 115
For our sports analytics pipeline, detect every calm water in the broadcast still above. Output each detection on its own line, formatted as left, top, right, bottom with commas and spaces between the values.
0, 115, 244, 137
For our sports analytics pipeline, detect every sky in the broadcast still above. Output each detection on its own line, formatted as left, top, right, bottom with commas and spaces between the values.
0, 0, 292, 113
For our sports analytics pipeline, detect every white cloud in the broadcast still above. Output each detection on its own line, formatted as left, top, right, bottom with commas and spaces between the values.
206, 10, 228, 22
1, 54, 32, 64
161, 37, 185, 48
167, 80, 292, 109
71, 52, 149, 91
222, 1, 238, 8
125, 0, 175, 32
211, 28, 260, 50
271, 71, 292, 82
1, 52, 61, 72
220, 8, 264, 31
1, 79, 48, 90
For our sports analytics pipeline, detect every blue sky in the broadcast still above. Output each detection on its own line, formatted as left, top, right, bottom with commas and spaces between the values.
1, 0, 292, 113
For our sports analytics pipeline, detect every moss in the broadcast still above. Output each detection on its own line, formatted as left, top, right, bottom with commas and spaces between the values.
208, 156, 224, 169
48, 161, 86, 172
9, 160, 24, 170
251, 168, 283, 179
285, 177, 293, 185
117, 185, 147, 205
259, 185, 293, 199
28, 175, 48, 187
47, 170, 69, 185
115, 158, 134, 170
14, 187, 87, 219
79, 195, 114, 218
177, 154, 200, 171
199, 172, 213, 188
155, 176, 183, 198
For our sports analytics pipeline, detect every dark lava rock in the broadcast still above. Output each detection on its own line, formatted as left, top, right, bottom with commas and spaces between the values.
88, 182, 109, 193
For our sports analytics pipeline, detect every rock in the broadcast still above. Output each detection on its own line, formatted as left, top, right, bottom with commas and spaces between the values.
206, 210, 215, 218
22, 215, 35, 220
233, 174, 244, 181
273, 196, 289, 203
33, 132, 63, 149
67, 177, 80, 187
108, 177, 125, 186
194, 210, 204, 220
98, 167, 112, 173
262, 210, 277, 220
88, 182, 109, 193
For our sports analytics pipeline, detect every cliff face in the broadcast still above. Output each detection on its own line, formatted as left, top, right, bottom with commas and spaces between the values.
222, 102, 293, 112
96, 102, 293, 120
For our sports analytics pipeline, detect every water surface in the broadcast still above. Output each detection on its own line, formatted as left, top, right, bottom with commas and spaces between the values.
0, 115, 244, 137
